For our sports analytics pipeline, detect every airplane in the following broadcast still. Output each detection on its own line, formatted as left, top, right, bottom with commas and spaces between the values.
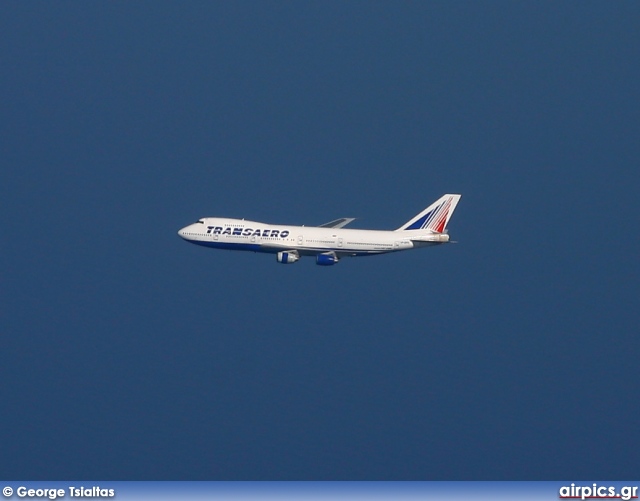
178, 194, 461, 266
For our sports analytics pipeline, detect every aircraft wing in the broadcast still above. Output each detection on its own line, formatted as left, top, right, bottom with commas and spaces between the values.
318, 218, 356, 229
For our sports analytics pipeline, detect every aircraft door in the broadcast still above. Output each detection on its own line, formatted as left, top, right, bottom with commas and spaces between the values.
338, 238, 343, 248
297, 235, 304, 246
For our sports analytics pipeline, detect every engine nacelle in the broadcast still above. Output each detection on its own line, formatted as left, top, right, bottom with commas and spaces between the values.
316, 253, 338, 266
276, 251, 299, 264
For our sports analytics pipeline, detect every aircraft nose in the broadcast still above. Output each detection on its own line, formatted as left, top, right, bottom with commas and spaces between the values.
178, 227, 187, 239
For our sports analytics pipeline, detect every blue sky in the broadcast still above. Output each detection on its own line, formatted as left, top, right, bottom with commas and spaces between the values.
1, 2, 638, 479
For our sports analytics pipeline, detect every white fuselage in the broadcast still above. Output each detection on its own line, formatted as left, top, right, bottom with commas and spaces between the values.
178, 194, 460, 265
178, 217, 448, 258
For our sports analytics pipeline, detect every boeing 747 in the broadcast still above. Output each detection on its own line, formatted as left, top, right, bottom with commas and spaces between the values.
178, 194, 461, 265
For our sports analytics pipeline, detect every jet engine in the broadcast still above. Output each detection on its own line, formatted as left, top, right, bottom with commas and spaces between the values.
316, 253, 338, 266
276, 251, 299, 264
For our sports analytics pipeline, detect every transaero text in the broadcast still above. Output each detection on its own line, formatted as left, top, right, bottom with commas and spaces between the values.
207, 226, 290, 238
12, 486, 114, 499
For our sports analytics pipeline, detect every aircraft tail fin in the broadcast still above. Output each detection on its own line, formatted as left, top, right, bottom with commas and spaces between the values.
395, 194, 461, 232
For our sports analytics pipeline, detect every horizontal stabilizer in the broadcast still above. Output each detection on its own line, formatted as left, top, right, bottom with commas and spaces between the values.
409, 234, 450, 243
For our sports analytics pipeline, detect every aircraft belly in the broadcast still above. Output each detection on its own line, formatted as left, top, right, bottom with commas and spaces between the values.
186, 240, 264, 252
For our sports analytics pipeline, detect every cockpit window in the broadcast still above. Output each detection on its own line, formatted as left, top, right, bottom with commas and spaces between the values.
196, 219, 205, 224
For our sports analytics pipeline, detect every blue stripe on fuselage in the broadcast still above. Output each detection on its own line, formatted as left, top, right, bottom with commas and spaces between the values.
185, 239, 396, 256
185, 240, 265, 253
